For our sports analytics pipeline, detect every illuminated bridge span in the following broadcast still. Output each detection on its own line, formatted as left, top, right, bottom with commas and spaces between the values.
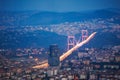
33, 32, 97, 69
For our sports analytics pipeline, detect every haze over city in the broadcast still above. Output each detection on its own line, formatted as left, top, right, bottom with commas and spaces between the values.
0, 0, 120, 12
0, 0, 120, 80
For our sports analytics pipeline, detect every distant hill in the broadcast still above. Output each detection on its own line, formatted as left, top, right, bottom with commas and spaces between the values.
21, 10, 120, 25
0, 29, 120, 49
0, 9, 120, 26
0, 30, 66, 49
0, 9, 120, 49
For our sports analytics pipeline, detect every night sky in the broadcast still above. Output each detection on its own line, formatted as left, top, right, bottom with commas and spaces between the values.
0, 0, 120, 12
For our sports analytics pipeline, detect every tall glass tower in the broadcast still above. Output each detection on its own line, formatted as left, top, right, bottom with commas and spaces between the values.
48, 44, 60, 66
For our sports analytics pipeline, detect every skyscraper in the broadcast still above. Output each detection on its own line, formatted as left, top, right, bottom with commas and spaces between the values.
48, 44, 60, 67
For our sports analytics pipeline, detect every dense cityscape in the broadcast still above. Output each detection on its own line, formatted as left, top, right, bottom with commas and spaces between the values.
1, 0, 120, 80
0, 45, 120, 80
0, 15, 120, 80
0, 14, 120, 80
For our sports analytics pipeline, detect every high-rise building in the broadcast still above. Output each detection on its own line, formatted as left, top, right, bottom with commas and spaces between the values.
48, 44, 60, 66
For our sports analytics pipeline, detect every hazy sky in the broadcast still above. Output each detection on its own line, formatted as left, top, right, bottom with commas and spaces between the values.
0, 0, 120, 12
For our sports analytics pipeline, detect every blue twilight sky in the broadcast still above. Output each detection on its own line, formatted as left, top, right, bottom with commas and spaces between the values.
0, 0, 120, 12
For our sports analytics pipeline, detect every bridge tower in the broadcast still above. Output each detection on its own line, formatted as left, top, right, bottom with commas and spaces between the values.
67, 30, 88, 50
67, 36, 75, 50
81, 30, 88, 41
